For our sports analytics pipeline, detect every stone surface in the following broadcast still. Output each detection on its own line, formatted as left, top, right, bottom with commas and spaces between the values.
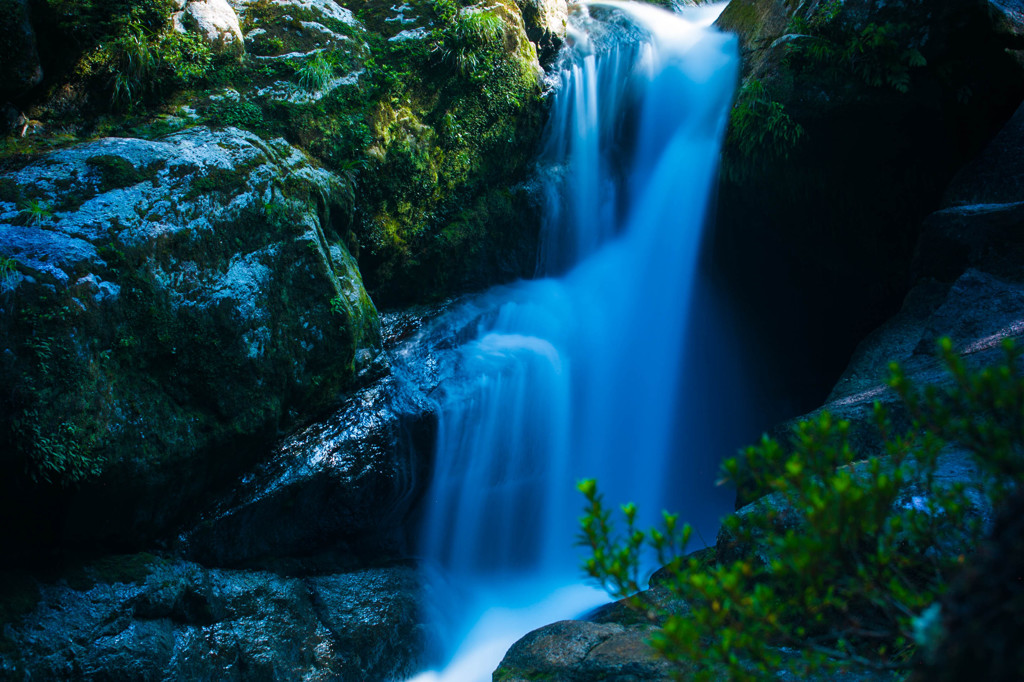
177, 0, 246, 54
0, 557, 426, 681
0, 126, 382, 551
494, 619, 677, 681
181, 372, 436, 567
944, 99, 1024, 206
514, 0, 568, 63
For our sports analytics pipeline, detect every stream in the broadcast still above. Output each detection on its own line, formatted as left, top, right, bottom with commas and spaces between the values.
408, 3, 740, 678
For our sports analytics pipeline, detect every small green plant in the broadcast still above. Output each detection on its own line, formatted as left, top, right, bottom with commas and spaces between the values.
0, 256, 18, 284
430, 0, 457, 24
296, 52, 335, 91
329, 294, 348, 317
12, 409, 104, 486
435, 9, 505, 78
579, 338, 1021, 680
18, 198, 54, 226
724, 79, 804, 183
784, 1, 926, 93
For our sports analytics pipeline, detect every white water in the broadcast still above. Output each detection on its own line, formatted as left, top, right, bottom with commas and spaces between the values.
411, 3, 739, 679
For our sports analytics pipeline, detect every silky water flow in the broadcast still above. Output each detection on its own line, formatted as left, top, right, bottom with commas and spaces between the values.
408, 3, 740, 679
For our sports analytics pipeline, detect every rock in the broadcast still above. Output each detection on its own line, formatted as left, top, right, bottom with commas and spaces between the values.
494, 619, 678, 681
0, 557, 426, 681
944, 99, 1024, 206
730, 265, 1024, 506
514, 0, 568, 63
0, 126, 382, 552
181, 372, 436, 567
0, 0, 43, 99
710, 0, 1024, 410
308, 567, 428, 681
176, 0, 245, 54
232, 0, 363, 65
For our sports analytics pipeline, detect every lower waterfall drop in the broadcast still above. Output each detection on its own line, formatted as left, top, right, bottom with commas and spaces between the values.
411, 3, 740, 679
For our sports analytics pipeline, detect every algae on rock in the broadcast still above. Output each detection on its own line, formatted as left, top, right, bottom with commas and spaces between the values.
0, 126, 381, 547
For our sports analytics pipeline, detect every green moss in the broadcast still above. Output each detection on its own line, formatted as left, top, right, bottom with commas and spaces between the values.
184, 162, 256, 200
64, 552, 164, 591
86, 154, 163, 191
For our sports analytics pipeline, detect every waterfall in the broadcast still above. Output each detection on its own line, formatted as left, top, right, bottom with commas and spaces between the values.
410, 3, 739, 679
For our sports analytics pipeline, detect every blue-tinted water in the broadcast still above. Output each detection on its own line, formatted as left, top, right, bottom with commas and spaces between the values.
410, 3, 739, 679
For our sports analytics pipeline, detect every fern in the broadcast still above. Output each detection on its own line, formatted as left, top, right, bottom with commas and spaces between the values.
724, 79, 805, 182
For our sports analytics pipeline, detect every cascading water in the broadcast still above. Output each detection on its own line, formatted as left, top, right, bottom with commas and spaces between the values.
410, 3, 740, 679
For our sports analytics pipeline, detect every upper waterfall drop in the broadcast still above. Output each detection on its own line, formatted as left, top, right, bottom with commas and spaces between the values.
410, 2, 739, 678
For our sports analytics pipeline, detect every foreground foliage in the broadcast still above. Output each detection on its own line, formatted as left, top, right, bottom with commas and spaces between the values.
580, 338, 1022, 680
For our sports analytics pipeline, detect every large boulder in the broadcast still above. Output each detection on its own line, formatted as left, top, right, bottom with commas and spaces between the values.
711, 0, 1024, 410
0, 126, 382, 552
0, 556, 426, 681
0, 0, 42, 99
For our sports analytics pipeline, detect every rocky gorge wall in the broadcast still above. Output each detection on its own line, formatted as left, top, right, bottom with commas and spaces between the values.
2, 0, 1024, 679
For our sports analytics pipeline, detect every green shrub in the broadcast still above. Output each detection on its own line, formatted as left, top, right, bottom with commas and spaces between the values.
106, 20, 213, 110
579, 338, 1020, 680
207, 100, 265, 129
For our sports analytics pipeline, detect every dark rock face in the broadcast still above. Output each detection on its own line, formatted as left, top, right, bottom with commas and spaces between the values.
0, 558, 426, 681
909, 490, 1024, 682
181, 372, 436, 568
712, 0, 1024, 410
0, 0, 43, 101
0, 126, 381, 551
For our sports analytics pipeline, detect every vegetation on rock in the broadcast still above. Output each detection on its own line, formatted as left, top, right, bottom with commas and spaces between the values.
579, 338, 1021, 680
3, 0, 546, 306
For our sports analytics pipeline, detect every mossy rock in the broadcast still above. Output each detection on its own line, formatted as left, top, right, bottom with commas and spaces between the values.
0, 126, 381, 551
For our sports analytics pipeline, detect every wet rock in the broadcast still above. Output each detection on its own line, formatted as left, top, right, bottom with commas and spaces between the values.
0, 0, 42, 99
0, 126, 381, 552
308, 567, 428, 681
181, 372, 436, 567
0, 557, 426, 681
